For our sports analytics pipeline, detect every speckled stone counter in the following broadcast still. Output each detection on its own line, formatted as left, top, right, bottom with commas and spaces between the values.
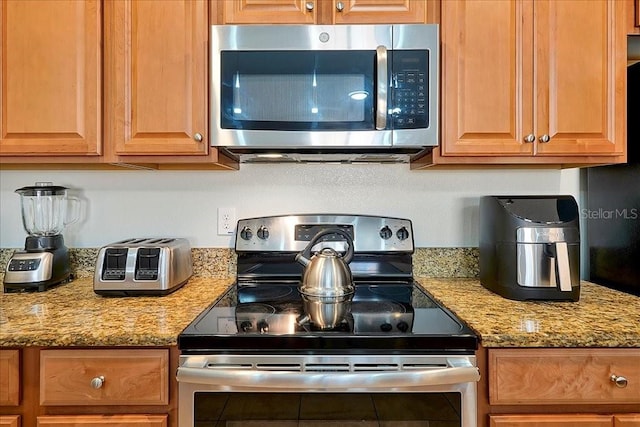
417, 278, 640, 348
0, 277, 233, 347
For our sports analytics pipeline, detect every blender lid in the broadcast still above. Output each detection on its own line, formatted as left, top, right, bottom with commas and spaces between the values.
15, 182, 69, 196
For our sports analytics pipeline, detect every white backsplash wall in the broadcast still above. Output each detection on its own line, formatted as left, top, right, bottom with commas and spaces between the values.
0, 165, 579, 248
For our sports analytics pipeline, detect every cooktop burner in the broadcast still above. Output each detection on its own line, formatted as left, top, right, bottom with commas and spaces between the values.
178, 282, 478, 354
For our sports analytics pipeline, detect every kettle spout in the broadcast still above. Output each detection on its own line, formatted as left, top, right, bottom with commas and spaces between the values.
295, 253, 310, 267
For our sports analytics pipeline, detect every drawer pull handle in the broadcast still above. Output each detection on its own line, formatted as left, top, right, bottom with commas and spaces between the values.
90, 375, 105, 389
610, 374, 628, 388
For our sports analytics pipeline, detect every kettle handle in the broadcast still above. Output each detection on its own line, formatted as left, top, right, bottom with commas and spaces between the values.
301, 228, 354, 264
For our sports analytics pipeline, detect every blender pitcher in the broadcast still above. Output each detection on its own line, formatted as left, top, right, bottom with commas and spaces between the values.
17, 182, 79, 238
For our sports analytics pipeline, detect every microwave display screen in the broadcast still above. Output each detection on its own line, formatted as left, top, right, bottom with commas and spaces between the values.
220, 50, 378, 131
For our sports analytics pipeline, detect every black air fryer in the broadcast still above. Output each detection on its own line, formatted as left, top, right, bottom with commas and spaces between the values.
479, 196, 580, 301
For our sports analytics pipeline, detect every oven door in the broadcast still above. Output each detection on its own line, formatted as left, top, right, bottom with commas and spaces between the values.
178, 354, 479, 427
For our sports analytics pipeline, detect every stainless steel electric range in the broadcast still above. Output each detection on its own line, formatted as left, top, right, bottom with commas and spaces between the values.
177, 214, 479, 427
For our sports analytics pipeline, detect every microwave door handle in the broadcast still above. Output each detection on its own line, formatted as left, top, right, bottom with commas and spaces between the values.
376, 45, 388, 130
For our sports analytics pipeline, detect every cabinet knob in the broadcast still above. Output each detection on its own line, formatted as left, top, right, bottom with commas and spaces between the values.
194, 133, 203, 143
305, 2, 314, 11
336, 1, 345, 11
523, 134, 535, 143
90, 375, 105, 389
610, 374, 628, 388
539, 134, 551, 143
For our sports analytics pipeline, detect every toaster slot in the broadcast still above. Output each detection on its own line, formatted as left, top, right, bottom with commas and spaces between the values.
135, 248, 161, 280
102, 248, 128, 281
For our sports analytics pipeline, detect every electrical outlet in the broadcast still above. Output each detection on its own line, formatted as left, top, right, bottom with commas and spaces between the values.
217, 207, 236, 235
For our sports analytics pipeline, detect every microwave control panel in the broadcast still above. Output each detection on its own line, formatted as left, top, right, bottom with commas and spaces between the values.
392, 50, 429, 129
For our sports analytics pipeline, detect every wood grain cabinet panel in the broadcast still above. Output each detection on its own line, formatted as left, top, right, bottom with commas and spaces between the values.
0, 350, 19, 406
39, 349, 168, 406
489, 348, 640, 406
439, 0, 625, 162
332, 0, 429, 24
633, 0, 640, 33
104, 0, 208, 156
222, 0, 317, 24
490, 414, 613, 427
615, 414, 640, 427
0, 416, 20, 427
0, 0, 101, 156
37, 415, 167, 427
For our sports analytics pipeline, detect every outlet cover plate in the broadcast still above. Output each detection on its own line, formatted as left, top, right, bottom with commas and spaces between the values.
217, 207, 236, 235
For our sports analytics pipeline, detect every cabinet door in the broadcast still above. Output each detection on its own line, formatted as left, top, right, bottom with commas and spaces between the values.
0, 350, 19, 406
534, 0, 625, 156
105, 0, 208, 156
222, 0, 317, 24
332, 0, 429, 24
0, 0, 101, 156
615, 414, 640, 427
490, 414, 612, 427
632, 0, 640, 34
37, 415, 167, 427
441, 0, 533, 156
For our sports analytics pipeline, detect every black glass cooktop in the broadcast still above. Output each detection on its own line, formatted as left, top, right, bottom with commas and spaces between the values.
179, 282, 478, 354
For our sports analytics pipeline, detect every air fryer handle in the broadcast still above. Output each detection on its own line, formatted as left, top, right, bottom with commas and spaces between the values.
555, 241, 572, 292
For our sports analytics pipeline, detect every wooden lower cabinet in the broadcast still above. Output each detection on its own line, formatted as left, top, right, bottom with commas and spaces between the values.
0, 351, 19, 407
482, 348, 640, 427
37, 414, 167, 427
0, 347, 178, 427
0, 416, 20, 427
490, 414, 613, 427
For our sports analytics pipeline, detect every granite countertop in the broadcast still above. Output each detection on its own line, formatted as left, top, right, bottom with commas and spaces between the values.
1, 276, 639, 348
0, 277, 233, 347
417, 278, 640, 348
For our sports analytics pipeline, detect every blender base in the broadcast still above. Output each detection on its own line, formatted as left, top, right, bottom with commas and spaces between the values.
3, 237, 73, 292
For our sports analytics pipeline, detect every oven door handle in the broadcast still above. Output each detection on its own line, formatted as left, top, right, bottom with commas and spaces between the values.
177, 366, 480, 390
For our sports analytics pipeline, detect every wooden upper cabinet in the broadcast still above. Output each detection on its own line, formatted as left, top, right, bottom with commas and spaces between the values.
104, 0, 208, 156
0, 0, 101, 156
440, 0, 625, 160
441, 0, 532, 156
332, 0, 430, 24
534, 0, 625, 157
222, 0, 317, 24
218, 0, 434, 25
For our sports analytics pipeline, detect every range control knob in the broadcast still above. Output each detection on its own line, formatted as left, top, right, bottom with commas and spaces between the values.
240, 227, 253, 240
396, 227, 410, 241
257, 226, 269, 240
379, 226, 393, 240
240, 321, 253, 332
397, 321, 410, 333
380, 323, 393, 332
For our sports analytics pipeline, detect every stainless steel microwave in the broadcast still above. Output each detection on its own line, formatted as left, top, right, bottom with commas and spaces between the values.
210, 24, 439, 163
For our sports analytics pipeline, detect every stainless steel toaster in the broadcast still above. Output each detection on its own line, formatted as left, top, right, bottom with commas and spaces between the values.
94, 238, 193, 296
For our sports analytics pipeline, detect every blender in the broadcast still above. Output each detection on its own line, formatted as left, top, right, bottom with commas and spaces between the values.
3, 182, 79, 292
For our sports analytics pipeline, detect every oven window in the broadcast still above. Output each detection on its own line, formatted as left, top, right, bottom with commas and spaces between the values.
194, 392, 461, 426
220, 51, 380, 131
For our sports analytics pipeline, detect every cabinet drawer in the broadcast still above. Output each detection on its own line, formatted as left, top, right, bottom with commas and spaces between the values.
40, 349, 168, 406
0, 350, 20, 406
37, 414, 167, 427
489, 414, 613, 427
489, 348, 640, 405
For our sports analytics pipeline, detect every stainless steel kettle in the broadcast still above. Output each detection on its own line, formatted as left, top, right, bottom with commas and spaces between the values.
295, 228, 355, 297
